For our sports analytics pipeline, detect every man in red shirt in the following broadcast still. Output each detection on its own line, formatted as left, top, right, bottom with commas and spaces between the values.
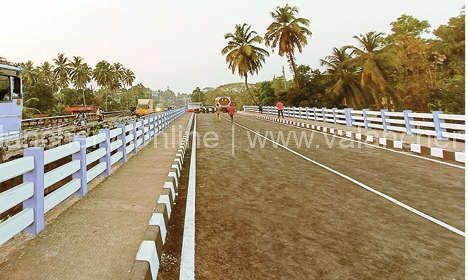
276, 100, 284, 118
227, 102, 236, 122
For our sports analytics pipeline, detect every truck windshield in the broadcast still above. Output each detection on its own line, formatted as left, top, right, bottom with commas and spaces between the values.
0, 75, 11, 102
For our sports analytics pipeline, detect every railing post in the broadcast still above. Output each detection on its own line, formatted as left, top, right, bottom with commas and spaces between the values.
380, 109, 388, 131
143, 118, 149, 144
156, 115, 161, 134
23, 147, 45, 234
362, 109, 369, 128
403, 110, 414, 135
118, 124, 127, 162
132, 121, 138, 154
321, 108, 326, 123
72, 136, 87, 196
345, 108, 352, 127
99, 129, 111, 176
312, 107, 317, 121
432, 111, 446, 140
332, 108, 337, 124
149, 116, 154, 138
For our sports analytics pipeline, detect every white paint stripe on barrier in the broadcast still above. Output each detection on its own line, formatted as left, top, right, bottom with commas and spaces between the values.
393, 141, 403, 149
254, 116, 464, 169
163, 181, 176, 199
379, 138, 387, 146
179, 114, 196, 280
366, 135, 374, 142
171, 163, 180, 178
149, 213, 167, 243
136, 240, 159, 279
455, 152, 465, 163
169, 171, 179, 188
345, 131, 352, 138
355, 133, 362, 140
233, 120, 465, 237
410, 144, 421, 154
157, 195, 172, 218
430, 148, 444, 158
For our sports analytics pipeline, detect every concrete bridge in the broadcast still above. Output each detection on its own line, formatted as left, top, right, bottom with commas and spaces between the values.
0, 109, 465, 279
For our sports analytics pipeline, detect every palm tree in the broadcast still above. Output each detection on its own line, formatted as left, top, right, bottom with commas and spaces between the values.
111, 63, 125, 89
122, 68, 135, 88
93, 60, 113, 110
221, 23, 269, 105
69, 56, 92, 105
53, 53, 70, 91
38, 61, 56, 88
350, 32, 392, 106
265, 4, 312, 87
321, 47, 370, 107
19, 61, 37, 86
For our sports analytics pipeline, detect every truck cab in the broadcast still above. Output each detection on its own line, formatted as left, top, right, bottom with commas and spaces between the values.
0, 64, 22, 142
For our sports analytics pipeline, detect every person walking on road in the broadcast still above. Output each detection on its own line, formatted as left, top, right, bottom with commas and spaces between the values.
258, 104, 263, 114
216, 104, 222, 120
227, 102, 236, 122
276, 100, 284, 118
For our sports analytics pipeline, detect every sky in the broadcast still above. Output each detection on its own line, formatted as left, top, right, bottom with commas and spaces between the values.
1, 0, 464, 93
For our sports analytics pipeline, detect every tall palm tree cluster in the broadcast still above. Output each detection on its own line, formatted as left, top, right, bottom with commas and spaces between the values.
19, 53, 135, 111
222, 4, 311, 104
221, 7, 464, 113
320, 32, 396, 108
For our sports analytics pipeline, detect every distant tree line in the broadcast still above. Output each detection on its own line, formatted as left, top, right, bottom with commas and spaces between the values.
2, 54, 187, 118
216, 4, 465, 113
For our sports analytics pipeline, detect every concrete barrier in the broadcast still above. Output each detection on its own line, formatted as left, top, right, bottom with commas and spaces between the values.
257, 114, 465, 165
129, 113, 194, 279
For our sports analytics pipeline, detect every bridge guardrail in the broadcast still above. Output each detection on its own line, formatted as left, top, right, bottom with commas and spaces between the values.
244, 106, 466, 141
0, 107, 186, 246
21, 111, 126, 129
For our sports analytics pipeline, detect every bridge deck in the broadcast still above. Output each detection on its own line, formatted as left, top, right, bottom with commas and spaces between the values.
0, 115, 189, 280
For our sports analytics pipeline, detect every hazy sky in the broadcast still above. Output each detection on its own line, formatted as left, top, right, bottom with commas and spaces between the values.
1, 0, 463, 93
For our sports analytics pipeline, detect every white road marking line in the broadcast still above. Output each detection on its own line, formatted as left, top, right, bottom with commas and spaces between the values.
233, 120, 465, 237
180, 114, 196, 280
249, 115, 465, 170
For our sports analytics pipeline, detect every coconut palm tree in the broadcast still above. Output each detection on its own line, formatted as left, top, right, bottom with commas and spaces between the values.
111, 63, 125, 89
265, 4, 312, 87
350, 32, 393, 106
69, 56, 92, 105
38, 61, 56, 89
321, 47, 370, 107
122, 68, 135, 89
19, 61, 37, 86
93, 60, 113, 110
221, 23, 269, 104
53, 53, 70, 91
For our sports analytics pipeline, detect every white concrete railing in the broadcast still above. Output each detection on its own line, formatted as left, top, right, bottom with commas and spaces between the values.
0, 108, 186, 246
244, 106, 466, 141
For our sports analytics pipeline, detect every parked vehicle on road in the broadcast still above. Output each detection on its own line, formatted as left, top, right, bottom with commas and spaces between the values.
0, 64, 22, 142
